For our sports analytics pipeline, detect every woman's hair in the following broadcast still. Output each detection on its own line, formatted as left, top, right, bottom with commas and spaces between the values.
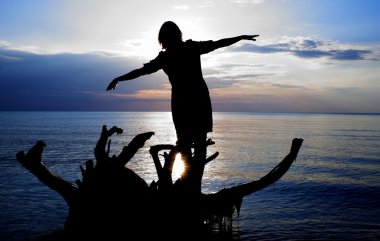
158, 21, 183, 50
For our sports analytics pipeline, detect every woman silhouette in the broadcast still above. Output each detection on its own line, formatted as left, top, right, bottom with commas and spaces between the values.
107, 21, 258, 160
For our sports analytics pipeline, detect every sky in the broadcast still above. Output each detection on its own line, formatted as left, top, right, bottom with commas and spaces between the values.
1, 0, 380, 112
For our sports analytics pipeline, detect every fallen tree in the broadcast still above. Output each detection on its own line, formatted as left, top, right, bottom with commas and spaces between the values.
16, 125, 303, 241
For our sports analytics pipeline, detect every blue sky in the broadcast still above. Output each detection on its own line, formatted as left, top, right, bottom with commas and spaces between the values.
1, 0, 379, 112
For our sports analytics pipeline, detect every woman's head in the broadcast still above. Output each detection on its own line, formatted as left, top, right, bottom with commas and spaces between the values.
158, 21, 183, 50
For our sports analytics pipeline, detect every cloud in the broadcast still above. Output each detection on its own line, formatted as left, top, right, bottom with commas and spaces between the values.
325, 86, 361, 94
0, 46, 167, 111
0, 40, 11, 48
202, 61, 284, 92
0, 40, 47, 55
111, 89, 171, 100
1, 38, 379, 113
271, 82, 307, 89
173, 5, 190, 10
328, 49, 373, 61
231, 0, 265, 4
204, 63, 273, 78
230, 36, 375, 61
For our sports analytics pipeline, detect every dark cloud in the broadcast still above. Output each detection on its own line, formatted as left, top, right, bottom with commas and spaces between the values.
329, 49, 372, 60
292, 49, 331, 58
0, 48, 167, 111
325, 86, 361, 93
232, 43, 288, 54
230, 38, 374, 61
271, 83, 307, 89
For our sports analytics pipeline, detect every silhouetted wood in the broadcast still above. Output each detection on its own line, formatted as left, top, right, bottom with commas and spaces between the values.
16, 140, 78, 206
16, 125, 303, 241
201, 138, 303, 228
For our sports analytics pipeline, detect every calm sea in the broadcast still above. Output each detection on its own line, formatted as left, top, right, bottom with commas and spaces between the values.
0, 112, 379, 241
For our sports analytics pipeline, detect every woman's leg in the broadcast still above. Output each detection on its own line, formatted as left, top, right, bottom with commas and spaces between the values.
176, 132, 207, 161
176, 132, 192, 160
193, 132, 207, 161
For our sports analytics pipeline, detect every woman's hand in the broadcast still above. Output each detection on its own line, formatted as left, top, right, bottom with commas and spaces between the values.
242, 35, 259, 41
106, 78, 119, 91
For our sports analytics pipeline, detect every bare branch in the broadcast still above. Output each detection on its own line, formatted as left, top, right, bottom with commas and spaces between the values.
16, 140, 78, 206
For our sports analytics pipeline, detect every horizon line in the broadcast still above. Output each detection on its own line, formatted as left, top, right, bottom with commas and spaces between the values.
1, 110, 379, 115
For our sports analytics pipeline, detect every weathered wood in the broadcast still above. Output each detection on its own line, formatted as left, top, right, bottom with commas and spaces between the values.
16, 140, 78, 206
201, 138, 303, 227
16, 125, 303, 240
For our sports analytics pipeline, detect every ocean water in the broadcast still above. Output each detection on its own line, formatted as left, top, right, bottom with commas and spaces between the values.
0, 112, 379, 241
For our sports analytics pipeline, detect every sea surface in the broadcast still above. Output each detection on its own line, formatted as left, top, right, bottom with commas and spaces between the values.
0, 112, 379, 241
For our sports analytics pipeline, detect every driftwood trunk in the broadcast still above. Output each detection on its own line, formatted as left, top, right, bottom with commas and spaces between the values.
16, 125, 303, 240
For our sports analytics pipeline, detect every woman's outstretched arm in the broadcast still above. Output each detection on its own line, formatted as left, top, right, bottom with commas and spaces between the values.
106, 67, 146, 91
213, 35, 259, 50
